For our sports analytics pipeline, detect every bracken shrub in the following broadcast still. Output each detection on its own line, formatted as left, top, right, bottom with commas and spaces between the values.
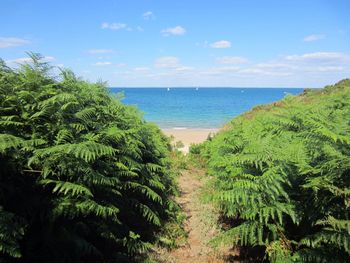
203, 80, 350, 262
0, 53, 178, 262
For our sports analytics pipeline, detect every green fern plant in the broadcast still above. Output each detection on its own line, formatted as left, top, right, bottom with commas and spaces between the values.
204, 80, 350, 262
0, 53, 178, 262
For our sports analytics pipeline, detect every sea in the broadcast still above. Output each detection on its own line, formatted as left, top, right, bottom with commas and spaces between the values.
109, 88, 304, 129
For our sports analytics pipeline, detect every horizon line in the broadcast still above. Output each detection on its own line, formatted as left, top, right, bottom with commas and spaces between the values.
109, 86, 309, 89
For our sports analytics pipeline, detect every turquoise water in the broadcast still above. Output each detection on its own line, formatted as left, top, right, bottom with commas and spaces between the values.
110, 88, 304, 128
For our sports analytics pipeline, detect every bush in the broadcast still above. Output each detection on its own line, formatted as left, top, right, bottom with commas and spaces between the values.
189, 143, 203, 155
0, 54, 177, 262
204, 80, 350, 262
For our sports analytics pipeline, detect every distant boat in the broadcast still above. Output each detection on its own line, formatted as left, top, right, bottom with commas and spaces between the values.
196, 87, 199, 91
167, 88, 170, 91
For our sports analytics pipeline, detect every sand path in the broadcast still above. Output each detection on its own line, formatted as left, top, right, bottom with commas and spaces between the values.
162, 129, 218, 153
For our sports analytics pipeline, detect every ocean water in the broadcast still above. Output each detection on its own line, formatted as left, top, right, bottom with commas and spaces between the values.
110, 88, 304, 129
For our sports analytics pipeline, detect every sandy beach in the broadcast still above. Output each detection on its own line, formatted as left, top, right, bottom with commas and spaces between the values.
162, 128, 219, 153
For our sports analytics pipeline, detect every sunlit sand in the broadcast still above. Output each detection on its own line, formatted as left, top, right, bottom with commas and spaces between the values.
162, 128, 219, 153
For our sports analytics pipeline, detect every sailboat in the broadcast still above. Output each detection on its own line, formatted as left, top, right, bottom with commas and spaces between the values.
167, 87, 170, 91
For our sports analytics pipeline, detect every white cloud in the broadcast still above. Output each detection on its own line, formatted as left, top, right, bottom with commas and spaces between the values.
238, 68, 265, 74
217, 66, 241, 72
153, 57, 194, 75
216, 56, 248, 64
210, 40, 231, 48
255, 63, 295, 70
155, 56, 181, 68
318, 66, 344, 72
142, 11, 155, 20
198, 69, 221, 76
303, 34, 325, 42
133, 67, 150, 72
116, 63, 127, 68
197, 66, 241, 76
106, 50, 350, 87
101, 22, 127, 30
285, 52, 350, 62
225, 52, 350, 80
6, 57, 32, 64
311, 66, 344, 72
93, 61, 112, 66
88, 49, 114, 54
42, 56, 55, 62
6, 56, 55, 64
175, 66, 194, 72
239, 67, 292, 76
0, 37, 30, 48
161, 26, 186, 36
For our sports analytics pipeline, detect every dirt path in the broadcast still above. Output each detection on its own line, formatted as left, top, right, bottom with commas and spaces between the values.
165, 167, 229, 263
150, 164, 239, 263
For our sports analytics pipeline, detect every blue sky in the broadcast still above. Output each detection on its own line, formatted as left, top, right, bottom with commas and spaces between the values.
1, 0, 350, 87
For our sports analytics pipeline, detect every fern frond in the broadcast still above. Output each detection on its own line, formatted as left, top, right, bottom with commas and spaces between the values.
124, 181, 163, 204
39, 179, 93, 197
0, 134, 23, 152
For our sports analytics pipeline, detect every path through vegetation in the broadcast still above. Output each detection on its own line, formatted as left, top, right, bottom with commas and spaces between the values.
155, 165, 238, 263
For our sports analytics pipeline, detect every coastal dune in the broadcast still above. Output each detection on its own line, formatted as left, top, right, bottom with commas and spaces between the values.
162, 128, 219, 153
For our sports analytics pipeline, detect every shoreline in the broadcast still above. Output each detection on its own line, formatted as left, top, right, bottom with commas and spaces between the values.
162, 128, 219, 153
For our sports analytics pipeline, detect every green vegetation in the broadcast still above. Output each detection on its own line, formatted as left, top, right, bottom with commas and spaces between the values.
1, 52, 349, 263
0, 54, 181, 262
198, 80, 350, 262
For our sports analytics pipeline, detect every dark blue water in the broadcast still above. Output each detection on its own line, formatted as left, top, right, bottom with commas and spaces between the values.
110, 88, 304, 128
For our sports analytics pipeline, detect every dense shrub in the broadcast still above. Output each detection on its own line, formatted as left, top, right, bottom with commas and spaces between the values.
0, 54, 177, 262
203, 80, 350, 262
